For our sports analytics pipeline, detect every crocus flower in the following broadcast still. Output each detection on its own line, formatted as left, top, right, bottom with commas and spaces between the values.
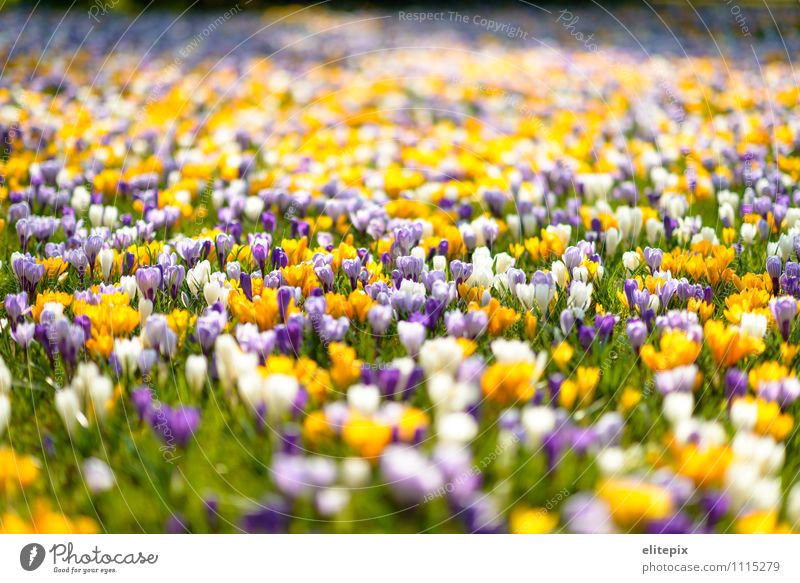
250, 235, 270, 273
368, 304, 393, 334
398, 321, 426, 356
626, 319, 648, 352
725, 368, 749, 401
655, 364, 697, 394
4, 291, 29, 328
144, 315, 177, 357
531, 270, 555, 316
643, 246, 663, 272
12, 255, 44, 297
770, 296, 797, 341
135, 266, 162, 301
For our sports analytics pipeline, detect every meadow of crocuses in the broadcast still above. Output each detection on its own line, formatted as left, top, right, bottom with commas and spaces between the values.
1, 3, 800, 534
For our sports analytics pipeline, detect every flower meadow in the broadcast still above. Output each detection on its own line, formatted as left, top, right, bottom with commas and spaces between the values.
2, 4, 800, 535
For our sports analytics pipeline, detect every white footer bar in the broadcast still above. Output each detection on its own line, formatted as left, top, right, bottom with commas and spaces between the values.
0, 535, 797, 582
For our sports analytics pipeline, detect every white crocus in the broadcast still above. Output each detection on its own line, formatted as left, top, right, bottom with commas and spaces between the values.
494, 252, 515, 274
730, 399, 758, 431
551, 260, 568, 288
98, 248, 115, 281
662, 392, 694, 425
787, 483, 800, 527
419, 337, 464, 377
521, 405, 556, 448
83, 458, 116, 494
340, 457, 371, 488
436, 412, 478, 444
532, 279, 555, 316
203, 280, 230, 308
264, 374, 300, 420
740, 223, 757, 245
645, 218, 664, 245
572, 265, 589, 283
187, 260, 212, 296
0, 393, 10, 436
138, 299, 153, 326
244, 196, 265, 222
89, 376, 114, 421
622, 251, 640, 272
515, 283, 536, 311
0, 356, 11, 394
185, 355, 208, 393
605, 227, 620, 256
114, 337, 142, 376
347, 384, 381, 416
55, 388, 82, 434
72, 362, 100, 398
119, 275, 138, 301
740, 312, 768, 339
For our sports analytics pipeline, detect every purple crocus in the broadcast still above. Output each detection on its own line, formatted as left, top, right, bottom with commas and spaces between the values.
725, 367, 748, 401
594, 314, 618, 343
275, 316, 303, 355
449, 260, 472, 286
314, 264, 334, 292
562, 493, 615, 534
13, 255, 45, 297
164, 264, 185, 300
766, 255, 782, 293
144, 315, 177, 357
215, 233, 233, 268
196, 310, 226, 353
167, 406, 201, 448
4, 291, 29, 328
271, 247, 288, 270
176, 239, 203, 267
578, 324, 596, 350
135, 266, 162, 301
240, 497, 289, 533
53, 319, 86, 373
11, 322, 36, 349
380, 445, 444, 504
646, 512, 695, 534
65, 248, 89, 283
655, 364, 697, 394
396, 256, 423, 282
84, 235, 104, 277
342, 258, 362, 290
626, 319, 648, 352
563, 246, 582, 270
643, 246, 663, 272
131, 387, 153, 420
250, 235, 270, 273
150, 405, 200, 448
367, 304, 393, 334
770, 296, 797, 341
